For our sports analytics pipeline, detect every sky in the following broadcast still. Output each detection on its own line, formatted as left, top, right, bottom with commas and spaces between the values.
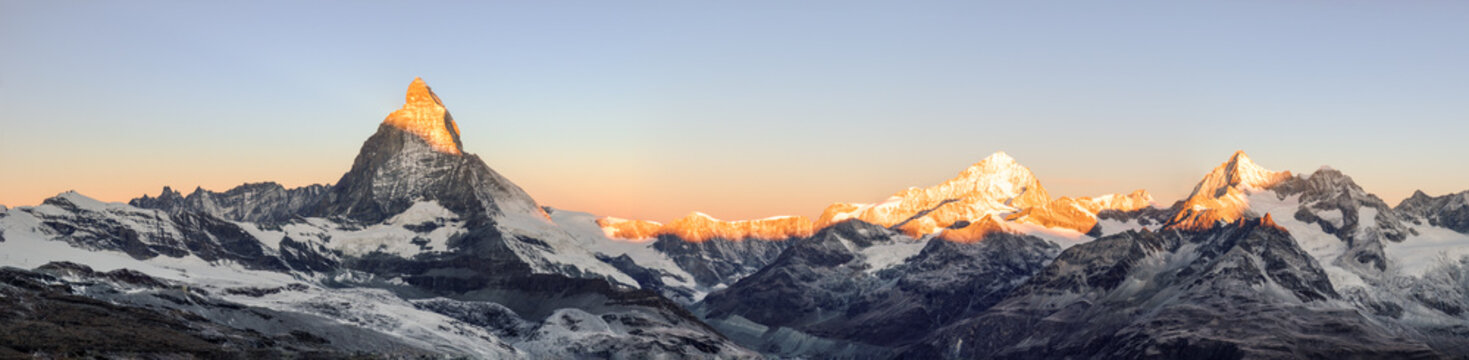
2, 1, 1468, 222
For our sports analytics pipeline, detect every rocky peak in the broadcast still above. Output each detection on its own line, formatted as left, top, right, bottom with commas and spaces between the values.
129, 186, 186, 210
1259, 213, 1285, 232
1212, 151, 1292, 193
319, 78, 548, 224
1166, 151, 1292, 231
1395, 189, 1469, 233
383, 77, 463, 155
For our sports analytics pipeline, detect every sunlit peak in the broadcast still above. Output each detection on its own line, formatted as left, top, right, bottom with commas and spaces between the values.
383, 77, 464, 155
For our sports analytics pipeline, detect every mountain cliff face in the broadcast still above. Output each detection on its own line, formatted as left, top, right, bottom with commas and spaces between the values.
129, 183, 329, 225
1165, 151, 1293, 231
1398, 190, 1469, 234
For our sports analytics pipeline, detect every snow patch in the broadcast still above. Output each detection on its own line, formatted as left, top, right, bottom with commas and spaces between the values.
1011, 222, 1092, 249
1386, 224, 1469, 277
235, 221, 285, 251
1246, 191, 1367, 291
861, 237, 927, 273
550, 208, 698, 293
492, 209, 639, 288
1095, 218, 1149, 237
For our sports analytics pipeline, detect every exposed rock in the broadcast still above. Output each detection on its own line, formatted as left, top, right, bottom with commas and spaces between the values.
698, 220, 1058, 357
905, 219, 1440, 359
1397, 190, 1469, 234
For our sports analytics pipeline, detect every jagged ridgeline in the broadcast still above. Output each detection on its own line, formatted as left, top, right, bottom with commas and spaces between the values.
3, 78, 1469, 358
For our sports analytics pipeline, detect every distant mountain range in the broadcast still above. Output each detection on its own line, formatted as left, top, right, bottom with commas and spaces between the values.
3, 78, 1468, 359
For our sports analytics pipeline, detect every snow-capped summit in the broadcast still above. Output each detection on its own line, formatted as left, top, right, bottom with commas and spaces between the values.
1214, 150, 1292, 190
818, 151, 1051, 237
1166, 150, 1292, 230
383, 77, 463, 155
320, 78, 545, 224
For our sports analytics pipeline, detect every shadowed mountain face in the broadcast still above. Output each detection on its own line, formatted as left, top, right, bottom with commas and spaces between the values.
695, 220, 1059, 357
1398, 190, 1469, 234
6, 79, 1469, 358
128, 183, 329, 225
903, 220, 1438, 359
318, 123, 544, 225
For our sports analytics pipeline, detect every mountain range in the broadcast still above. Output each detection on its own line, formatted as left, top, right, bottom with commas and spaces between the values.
3, 78, 1468, 359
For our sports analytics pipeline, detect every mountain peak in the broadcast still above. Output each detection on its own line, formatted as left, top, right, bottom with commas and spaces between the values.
1165, 151, 1292, 230
813, 152, 1050, 237
983, 151, 1016, 164
382, 77, 463, 155
960, 151, 1023, 178
1218, 150, 1290, 191
1219, 150, 1285, 189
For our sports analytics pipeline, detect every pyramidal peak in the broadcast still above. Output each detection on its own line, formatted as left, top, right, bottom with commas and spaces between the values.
1216, 150, 1289, 191
382, 77, 464, 155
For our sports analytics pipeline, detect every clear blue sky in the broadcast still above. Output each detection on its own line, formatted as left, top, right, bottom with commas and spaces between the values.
2, 1, 1467, 221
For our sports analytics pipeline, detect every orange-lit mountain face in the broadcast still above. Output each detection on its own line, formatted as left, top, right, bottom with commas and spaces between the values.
383, 78, 464, 155
1009, 189, 1155, 234
597, 217, 664, 240
597, 213, 814, 242
600, 152, 1153, 243
816, 152, 1051, 237
1165, 151, 1292, 231
936, 214, 1011, 243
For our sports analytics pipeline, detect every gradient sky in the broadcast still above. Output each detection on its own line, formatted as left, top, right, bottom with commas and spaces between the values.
3, 1, 1468, 222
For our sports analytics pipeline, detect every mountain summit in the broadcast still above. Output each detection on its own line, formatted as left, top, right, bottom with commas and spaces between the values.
321, 77, 545, 223
1166, 150, 1292, 230
819, 151, 1051, 236
383, 77, 464, 155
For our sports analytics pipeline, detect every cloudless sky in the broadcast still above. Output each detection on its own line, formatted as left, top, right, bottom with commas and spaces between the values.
2, 1, 1467, 222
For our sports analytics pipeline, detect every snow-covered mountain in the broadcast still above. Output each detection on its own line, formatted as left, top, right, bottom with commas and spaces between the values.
812, 152, 1153, 237
693, 219, 1056, 358
900, 151, 1469, 358
905, 217, 1440, 359
0, 78, 754, 359
578, 152, 1157, 311
4, 78, 1469, 358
